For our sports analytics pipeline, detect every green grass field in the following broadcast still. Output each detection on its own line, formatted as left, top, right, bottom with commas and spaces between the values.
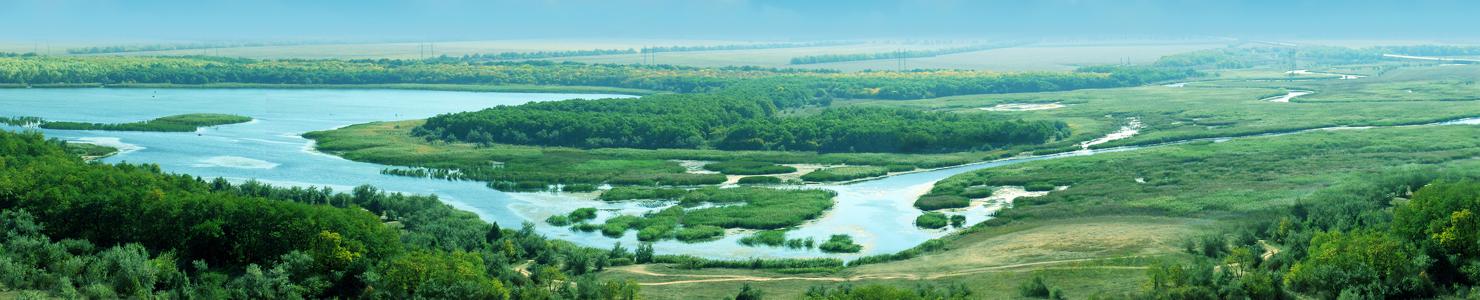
854, 64, 1480, 149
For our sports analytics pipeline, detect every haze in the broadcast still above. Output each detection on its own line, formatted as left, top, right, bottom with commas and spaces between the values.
6, 0, 1480, 41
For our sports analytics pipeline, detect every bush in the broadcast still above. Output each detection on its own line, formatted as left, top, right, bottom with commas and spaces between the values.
914, 194, 970, 210
561, 184, 598, 192
703, 161, 797, 175
818, 235, 862, 253
960, 186, 995, 198
915, 212, 949, 229
567, 207, 598, 222
1024, 182, 1056, 192
885, 164, 917, 172
949, 215, 966, 227
1018, 276, 1063, 299
737, 176, 782, 185
545, 215, 572, 226
599, 187, 688, 201
739, 230, 788, 247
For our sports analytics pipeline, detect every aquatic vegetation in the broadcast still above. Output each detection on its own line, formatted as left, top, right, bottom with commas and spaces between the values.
915, 212, 949, 229
38, 113, 251, 132
800, 166, 889, 182
818, 234, 863, 253
702, 161, 797, 175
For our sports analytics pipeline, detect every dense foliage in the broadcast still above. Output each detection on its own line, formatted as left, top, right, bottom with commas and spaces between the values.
1133, 168, 1480, 299
0, 130, 645, 299
416, 92, 1069, 154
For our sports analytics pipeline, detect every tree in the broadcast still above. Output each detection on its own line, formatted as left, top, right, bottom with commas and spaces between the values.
635, 243, 655, 264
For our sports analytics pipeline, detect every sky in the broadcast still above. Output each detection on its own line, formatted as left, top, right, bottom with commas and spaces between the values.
3, 0, 1478, 42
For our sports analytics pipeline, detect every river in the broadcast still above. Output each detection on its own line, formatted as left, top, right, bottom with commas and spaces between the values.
2, 88, 1475, 260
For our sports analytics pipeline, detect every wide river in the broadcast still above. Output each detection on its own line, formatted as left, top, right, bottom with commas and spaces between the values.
4, 88, 1473, 260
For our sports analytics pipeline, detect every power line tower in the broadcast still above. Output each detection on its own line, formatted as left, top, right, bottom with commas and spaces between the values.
896, 49, 906, 71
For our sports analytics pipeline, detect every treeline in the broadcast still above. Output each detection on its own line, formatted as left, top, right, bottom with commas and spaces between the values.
0, 130, 647, 299
1376, 45, 1480, 57
66, 41, 348, 54
417, 93, 1068, 153
788, 42, 1023, 65
444, 48, 638, 61
0, 55, 1195, 100
718, 107, 1070, 153
1151, 44, 1480, 70
642, 41, 859, 53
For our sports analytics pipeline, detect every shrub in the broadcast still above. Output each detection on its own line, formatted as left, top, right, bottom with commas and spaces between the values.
599, 187, 688, 201
545, 215, 571, 226
567, 208, 598, 223
960, 186, 996, 198
674, 226, 725, 242
818, 235, 862, 253
800, 166, 889, 182
914, 195, 970, 210
1024, 182, 1056, 192
703, 161, 797, 175
561, 184, 598, 192
737, 176, 782, 185
915, 212, 949, 229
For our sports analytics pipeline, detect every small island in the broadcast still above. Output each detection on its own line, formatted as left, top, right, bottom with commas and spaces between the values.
39, 113, 252, 132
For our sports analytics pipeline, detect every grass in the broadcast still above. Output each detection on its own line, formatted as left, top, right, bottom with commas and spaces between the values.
736, 176, 782, 185
701, 161, 796, 175
602, 216, 1199, 299
799, 166, 890, 182
857, 64, 1480, 150
63, 142, 118, 159
929, 125, 1480, 222
39, 113, 251, 132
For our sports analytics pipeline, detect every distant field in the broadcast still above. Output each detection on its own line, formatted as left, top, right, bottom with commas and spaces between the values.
21, 38, 1232, 72
73, 38, 746, 59
804, 42, 1228, 71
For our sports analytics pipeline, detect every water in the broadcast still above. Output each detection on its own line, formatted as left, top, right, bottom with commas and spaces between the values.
3, 88, 1475, 260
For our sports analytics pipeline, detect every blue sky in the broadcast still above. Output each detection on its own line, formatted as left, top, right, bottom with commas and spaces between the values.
3, 0, 1477, 41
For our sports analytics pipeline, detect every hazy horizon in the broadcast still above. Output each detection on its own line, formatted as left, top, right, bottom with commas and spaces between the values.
5, 0, 1480, 43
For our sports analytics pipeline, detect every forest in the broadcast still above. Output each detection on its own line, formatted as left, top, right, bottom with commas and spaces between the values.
0, 55, 1196, 100
415, 92, 1070, 153
0, 130, 648, 299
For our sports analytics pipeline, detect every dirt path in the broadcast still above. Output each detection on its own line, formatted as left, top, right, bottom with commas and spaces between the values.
614, 256, 1149, 286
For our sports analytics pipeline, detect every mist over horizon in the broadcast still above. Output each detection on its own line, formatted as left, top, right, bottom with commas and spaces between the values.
5, 0, 1480, 43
